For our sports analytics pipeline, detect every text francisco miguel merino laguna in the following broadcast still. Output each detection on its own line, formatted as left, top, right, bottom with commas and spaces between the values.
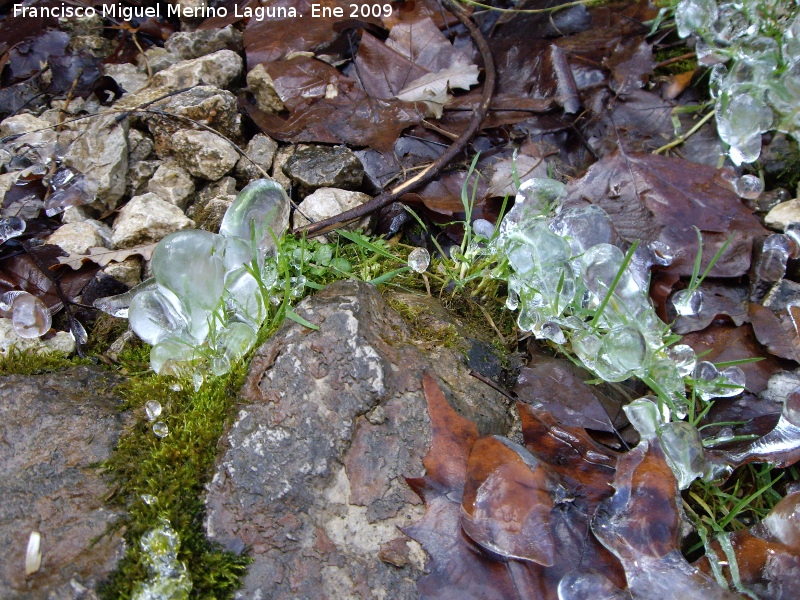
13, 3, 304, 21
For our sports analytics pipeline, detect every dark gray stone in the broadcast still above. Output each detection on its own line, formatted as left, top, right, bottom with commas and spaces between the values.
204, 281, 514, 599
0, 366, 130, 599
764, 279, 800, 313
283, 146, 364, 192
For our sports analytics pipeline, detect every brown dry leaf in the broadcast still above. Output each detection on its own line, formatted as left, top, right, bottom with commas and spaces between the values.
592, 438, 739, 599
56, 243, 158, 271
354, 30, 429, 100
663, 69, 697, 101
694, 491, 800, 599
400, 169, 488, 218
243, 0, 378, 68
563, 150, 768, 278
603, 39, 656, 97
245, 89, 423, 153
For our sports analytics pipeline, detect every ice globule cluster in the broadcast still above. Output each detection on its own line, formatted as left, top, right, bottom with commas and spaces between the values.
492, 179, 747, 417
131, 518, 192, 600
674, 0, 800, 164
95, 179, 291, 379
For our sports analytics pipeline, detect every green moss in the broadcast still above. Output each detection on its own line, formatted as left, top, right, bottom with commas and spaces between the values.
653, 44, 699, 77
98, 341, 257, 599
87, 314, 130, 355
0, 347, 91, 376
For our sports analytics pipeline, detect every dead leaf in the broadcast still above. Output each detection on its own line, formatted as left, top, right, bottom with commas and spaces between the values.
56, 244, 157, 271
563, 150, 768, 278
261, 55, 358, 111
749, 303, 800, 363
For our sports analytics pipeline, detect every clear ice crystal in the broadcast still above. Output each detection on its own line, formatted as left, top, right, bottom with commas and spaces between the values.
667, 344, 697, 377
660, 421, 709, 489
152, 422, 169, 438
675, 0, 719, 38
0, 216, 25, 244
472, 218, 495, 239
132, 518, 192, 600
10, 292, 51, 338
671, 289, 704, 317
407, 247, 431, 273
145, 401, 162, 422
220, 178, 290, 256
733, 174, 763, 199
755, 234, 792, 282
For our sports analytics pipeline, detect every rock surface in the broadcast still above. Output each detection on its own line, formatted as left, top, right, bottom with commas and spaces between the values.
111, 192, 194, 248
205, 281, 514, 599
0, 319, 75, 356
164, 25, 242, 60
0, 366, 129, 599
46, 222, 106, 255
294, 188, 372, 233
171, 130, 239, 180
148, 162, 195, 209
283, 146, 364, 191
236, 133, 278, 182
764, 199, 800, 231
63, 113, 129, 211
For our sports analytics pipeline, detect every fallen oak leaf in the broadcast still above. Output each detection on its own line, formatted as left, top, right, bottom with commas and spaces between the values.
56, 243, 157, 271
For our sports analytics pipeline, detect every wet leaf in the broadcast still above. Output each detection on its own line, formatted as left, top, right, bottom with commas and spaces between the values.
748, 303, 800, 363
593, 439, 739, 599
5, 29, 68, 83
462, 435, 558, 565
261, 55, 359, 111
563, 151, 768, 278
670, 282, 750, 335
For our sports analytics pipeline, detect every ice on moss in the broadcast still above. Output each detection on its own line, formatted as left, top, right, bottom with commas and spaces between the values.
132, 518, 192, 600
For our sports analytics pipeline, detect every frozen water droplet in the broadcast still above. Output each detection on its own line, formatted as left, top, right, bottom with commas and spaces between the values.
129, 288, 189, 346
675, 0, 718, 38
671, 289, 704, 317
71, 318, 87, 345
217, 322, 257, 364
500, 179, 566, 234
506, 288, 519, 310
141, 494, 157, 506
660, 421, 708, 489
210, 354, 231, 377
595, 327, 647, 381
716, 92, 772, 165
192, 371, 204, 392
220, 178, 290, 255
149, 335, 198, 376
624, 396, 665, 439
0, 290, 25, 312
152, 422, 169, 438
93, 278, 158, 319
733, 174, 763, 199
580, 244, 625, 298
667, 344, 697, 377
472, 218, 495, 238
648, 240, 674, 266
0, 216, 26, 244
408, 247, 430, 273
133, 518, 192, 600
550, 205, 614, 256
694, 360, 719, 382
755, 234, 792, 282
536, 321, 566, 344
557, 569, 627, 599
11, 292, 51, 338
145, 401, 162, 422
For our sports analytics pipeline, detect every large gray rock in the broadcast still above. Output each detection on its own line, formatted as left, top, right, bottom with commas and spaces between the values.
284, 145, 364, 191
63, 113, 129, 211
0, 366, 129, 599
204, 281, 514, 599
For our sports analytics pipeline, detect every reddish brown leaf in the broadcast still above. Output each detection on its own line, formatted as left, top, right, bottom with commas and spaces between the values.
593, 439, 738, 598
670, 282, 750, 335
354, 30, 428, 99
563, 151, 768, 278
262, 55, 359, 111
400, 169, 488, 218
420, 371, 478, 490
603, 39, 656, 97
462, 436, 558, 566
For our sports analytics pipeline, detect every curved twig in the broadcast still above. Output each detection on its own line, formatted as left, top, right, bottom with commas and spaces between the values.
293, 0, 496, 238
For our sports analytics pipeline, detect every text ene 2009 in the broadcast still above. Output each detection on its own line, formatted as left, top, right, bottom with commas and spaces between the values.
312, 3, 393, 18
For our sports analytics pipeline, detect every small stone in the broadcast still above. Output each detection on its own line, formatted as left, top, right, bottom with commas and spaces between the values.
153, 421, 169, 438
149, 49, 242, 93
271, 145, 295, 191
765, 199, 800, 232
67, 34, 113, 58
246, 64, 286, 113
137, 47, 181, 74
127, 129, 155, 163
143, 87, 241, 158
0, 113, 50, 137
103, 63, 148, 95
127, 159, 161, 197
171, 130, 239, 181
236, 134, 278, 182
148, 163, 196, 209
111, 192, 194, 248
0, 317, 75, 356
294, 187, 372, 233
145, 400, 162, 421
283, 145, 364, 191
164, 25, 242, 59
196, 196, 235, 233
63, 113, 129, 211
103, 257, 142, 288
60, 206, 92, 224
46, 222, 105, 255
